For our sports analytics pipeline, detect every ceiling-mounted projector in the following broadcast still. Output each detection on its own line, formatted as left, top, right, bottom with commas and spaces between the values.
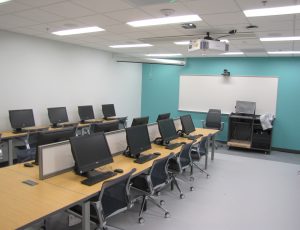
188, 32, 230, 52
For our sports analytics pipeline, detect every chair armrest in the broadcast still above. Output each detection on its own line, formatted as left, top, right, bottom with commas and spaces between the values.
201, 120, 206, 128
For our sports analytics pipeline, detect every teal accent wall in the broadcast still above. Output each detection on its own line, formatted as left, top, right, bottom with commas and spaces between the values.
141, 57, 300, 151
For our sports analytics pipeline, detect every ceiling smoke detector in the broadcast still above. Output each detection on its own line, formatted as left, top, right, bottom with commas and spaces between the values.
160, 9, 175, 16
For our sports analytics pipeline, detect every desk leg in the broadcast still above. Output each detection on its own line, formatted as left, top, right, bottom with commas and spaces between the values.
8, 139, 13, 165
211, 135, 215, 161
82, 201, 90, 230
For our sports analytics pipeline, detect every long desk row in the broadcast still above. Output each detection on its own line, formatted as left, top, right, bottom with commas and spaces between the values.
0, 128, 219, 230
0, 118, 115, 166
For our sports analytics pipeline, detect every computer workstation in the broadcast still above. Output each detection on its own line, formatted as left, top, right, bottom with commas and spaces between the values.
9, 109, 36, 133
179, 114, 203, 140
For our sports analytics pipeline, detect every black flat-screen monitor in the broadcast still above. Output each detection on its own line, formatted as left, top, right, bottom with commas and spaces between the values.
126, 125, 151, 158
70, 132, 113, 176
102, 104, 116, 118
35, 127, 76, 164
131, 116, 149, 127
180, 114, 196, 135
158, 119, 178, 144
91, 121, 119, 133
156, 113, 170, 122
48, 107, 69, 127
9, 109, 35, 132
78, 105, 95, 122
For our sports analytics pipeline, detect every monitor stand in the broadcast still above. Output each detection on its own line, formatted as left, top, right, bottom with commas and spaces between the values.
82, 169, 109, 178
51, 123, 62, 128
12, 128, 26, 134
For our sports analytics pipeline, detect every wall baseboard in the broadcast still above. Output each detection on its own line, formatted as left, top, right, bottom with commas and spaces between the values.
271, 147, 300, 154
217, 140, 300, 154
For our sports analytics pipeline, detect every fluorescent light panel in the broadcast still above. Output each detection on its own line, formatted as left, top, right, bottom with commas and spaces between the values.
221, 52, 244, 55
146, 53, 182, 57
244, 5, 300, 17
52, 26, 104, 36
0, 0, 12, 3
260, 36, 300, 41
268, 51, 300, 54
127, 14, 201, 27
110, 44, 152, 48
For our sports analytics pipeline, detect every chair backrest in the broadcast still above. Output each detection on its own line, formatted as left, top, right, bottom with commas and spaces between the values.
149, 153, 173, 191
206, 109, 221, 129
99, 168, 136, 219
198, 135, 210, 155
178, 142, 194, 169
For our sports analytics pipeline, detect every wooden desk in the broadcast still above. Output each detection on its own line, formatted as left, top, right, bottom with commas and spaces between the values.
3, 127, 215, 230
0, 167, 86, 230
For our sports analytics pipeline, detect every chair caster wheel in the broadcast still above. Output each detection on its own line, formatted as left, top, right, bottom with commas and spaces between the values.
190, 186, 194, 191
165, 212, 170, 218
156, 191, 161, 196
139, 217, 145, 224
189, 177, 194, 182
206, 174, 210, 179
160, 200, 165, 205
180, 194, 185, 199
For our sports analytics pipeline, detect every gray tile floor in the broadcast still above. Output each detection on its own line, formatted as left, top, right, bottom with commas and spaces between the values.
35, 149, 300, 230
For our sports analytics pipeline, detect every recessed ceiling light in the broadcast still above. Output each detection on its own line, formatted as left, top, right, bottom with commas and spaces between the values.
0, 0, 12, 4
109, 44, 153, 48
52, 26, 104, 36
260, 36, 300, 41
127, 14, 201, 27
146, 53, 182, 57
244, 5, 300, 17
146, 58, 184, 65
268, 51, 300, 54
221, 52, 244, 55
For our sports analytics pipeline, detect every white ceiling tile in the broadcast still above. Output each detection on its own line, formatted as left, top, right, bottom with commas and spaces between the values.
105, 24, 141, 34
140, 2, 193, 17
183, 0, 240, 15
0, 14, 37, 29
76, 14, 120, 27
263, 42, 293, 51
71, 0, 133, 13
253, 20, 294, 32
202, 12, 248, 26
47, 19, 90, 32
293, 41, 300, 49
15, 0, 65, 7
123, 31, 155, 39
14, 9, 64, 23
104, 8, 151, 22
41, 2, 95, 18
0, 1, 31, 15
247, 14, 294, 24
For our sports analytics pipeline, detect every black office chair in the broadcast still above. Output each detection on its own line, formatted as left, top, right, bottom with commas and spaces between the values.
168, 142, 195, 197
131, 154, 173, 224
202, 109, 224, 149
70, 168, 136, 230
191, 135, 211, 178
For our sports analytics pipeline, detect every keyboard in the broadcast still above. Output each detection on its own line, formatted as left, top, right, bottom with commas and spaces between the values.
165, 142, 185, 150
134, 154, 159, 164
81, 171, 117, 186
186, 134, 203, 140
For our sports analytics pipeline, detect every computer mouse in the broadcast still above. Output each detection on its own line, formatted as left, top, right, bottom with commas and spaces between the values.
153, 152, 161, 156
24, 163, 34, 168
114, 168, 124, 173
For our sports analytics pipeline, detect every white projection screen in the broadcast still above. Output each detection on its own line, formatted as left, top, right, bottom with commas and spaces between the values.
178, 75, 278, 115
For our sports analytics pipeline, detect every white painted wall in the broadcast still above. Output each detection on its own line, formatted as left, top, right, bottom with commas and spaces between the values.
0, 30, 142, 130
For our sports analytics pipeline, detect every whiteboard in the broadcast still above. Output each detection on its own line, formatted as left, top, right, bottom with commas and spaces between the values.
179, 75, 278, 115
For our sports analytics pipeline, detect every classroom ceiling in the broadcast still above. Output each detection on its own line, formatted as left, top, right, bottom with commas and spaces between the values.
0, 0, 300, 58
